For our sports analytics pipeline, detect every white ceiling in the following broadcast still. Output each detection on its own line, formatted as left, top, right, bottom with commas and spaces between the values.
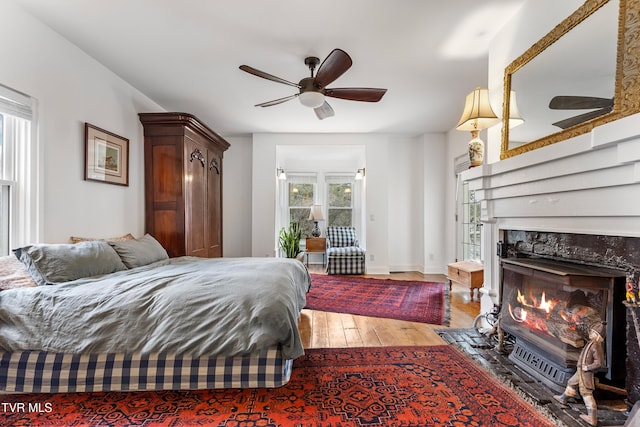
14, 0, 527, 136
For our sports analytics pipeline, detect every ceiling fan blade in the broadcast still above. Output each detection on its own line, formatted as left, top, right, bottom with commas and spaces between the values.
239, 65, 301, 88
552, 107, 612, 129
325, 87, 387, 102
255, 94, 298, 107
314, 101, 335, 120
549, 96, 613, 110
314, 49, 353, 88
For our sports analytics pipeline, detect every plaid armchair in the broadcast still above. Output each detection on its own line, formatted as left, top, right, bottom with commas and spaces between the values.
326, 226, 365, 275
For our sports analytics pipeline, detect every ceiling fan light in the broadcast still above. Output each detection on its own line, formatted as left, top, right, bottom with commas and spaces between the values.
298, 91, 325, 108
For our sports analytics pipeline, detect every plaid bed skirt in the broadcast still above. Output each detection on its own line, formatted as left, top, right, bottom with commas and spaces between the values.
0, 347, 293, 393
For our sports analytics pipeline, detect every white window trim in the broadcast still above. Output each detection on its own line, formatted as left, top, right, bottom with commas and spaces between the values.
0, 85, 40, 253
324, 173, 363, 243
276, 172, 317, 250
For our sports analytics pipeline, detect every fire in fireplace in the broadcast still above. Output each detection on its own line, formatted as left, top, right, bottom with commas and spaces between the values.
500, 257, 626, 392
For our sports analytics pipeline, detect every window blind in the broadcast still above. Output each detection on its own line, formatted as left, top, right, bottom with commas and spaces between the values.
0, 84, 33, 120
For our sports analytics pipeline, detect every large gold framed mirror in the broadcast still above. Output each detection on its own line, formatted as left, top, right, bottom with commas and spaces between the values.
500, 0, 640, 159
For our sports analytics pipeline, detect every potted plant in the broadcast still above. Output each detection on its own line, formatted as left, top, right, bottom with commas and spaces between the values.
279, 222, 302, 259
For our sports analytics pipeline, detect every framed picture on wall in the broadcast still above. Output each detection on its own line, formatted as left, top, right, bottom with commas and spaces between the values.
84, 123, 129, 186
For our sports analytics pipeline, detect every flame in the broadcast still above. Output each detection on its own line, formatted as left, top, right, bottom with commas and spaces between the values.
508, 303, 527, 323
539, 292, 552, 313
515, 289, 556, 313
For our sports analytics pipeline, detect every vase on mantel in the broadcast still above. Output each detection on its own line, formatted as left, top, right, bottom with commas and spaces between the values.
468, 132, 484, 167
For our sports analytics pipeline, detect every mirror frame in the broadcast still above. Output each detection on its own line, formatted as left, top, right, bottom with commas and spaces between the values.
500, 0, 640, 159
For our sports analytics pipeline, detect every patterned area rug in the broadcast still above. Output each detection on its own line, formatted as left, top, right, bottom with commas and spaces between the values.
306, 274, 450, 325
0, 346, 557, 426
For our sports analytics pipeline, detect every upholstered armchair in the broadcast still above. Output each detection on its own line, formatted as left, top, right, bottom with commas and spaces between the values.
325, 226, 365, 275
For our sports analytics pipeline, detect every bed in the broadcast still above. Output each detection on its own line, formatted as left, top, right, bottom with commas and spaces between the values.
0, 235, 311, 393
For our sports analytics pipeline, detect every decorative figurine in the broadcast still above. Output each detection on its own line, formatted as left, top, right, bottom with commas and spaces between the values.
554, 322, 605, 426
626, 274, 637, 304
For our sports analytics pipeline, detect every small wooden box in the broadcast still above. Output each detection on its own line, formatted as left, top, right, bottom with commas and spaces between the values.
448, 260, 484, 300
305, 237, 326, 253
305, 238, 326, 267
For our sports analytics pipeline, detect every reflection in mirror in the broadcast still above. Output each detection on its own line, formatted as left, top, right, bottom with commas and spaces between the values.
501, 0, 640, 159
508, 0, 617, 148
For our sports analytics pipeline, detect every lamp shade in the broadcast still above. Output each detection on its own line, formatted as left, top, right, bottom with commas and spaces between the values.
456, 88, 500, 131
508, 90, 524, 129
308, 204, 325, 221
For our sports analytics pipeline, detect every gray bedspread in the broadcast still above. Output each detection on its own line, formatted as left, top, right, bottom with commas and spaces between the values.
0, 256, 311, 359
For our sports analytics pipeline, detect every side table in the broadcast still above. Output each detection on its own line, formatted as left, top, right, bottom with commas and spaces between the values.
447, 260, 484, 301
305, 237, 326, 268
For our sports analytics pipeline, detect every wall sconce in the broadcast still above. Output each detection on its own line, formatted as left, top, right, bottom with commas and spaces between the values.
456, 88, 500, 167
355, 168, 365, 180
308, 204, 325, 237
276, 168, 287, 180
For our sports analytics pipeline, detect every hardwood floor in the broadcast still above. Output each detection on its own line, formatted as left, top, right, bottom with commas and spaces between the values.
299, 267, 481, 349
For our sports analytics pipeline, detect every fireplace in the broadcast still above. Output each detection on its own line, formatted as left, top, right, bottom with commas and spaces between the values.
500, 257, 626, 393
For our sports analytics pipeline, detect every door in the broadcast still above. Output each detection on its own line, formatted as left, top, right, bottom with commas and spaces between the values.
454, 155, 481, 262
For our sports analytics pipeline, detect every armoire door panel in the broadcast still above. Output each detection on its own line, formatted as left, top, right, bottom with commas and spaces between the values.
185, 141, 208, 257
207, 149, 222, 257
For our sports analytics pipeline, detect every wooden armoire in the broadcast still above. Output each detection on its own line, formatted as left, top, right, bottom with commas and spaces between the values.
139, 112, 230, 258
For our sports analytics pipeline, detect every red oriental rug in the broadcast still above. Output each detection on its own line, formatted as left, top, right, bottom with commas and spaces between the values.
305, 274, 450, 325
0, 346, 556, 427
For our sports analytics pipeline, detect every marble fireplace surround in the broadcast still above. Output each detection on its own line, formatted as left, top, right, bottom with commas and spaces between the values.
461, 113, 640, 314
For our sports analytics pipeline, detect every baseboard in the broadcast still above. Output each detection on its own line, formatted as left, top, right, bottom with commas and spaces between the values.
365, 266, 390, 275
389, 264, 421, 273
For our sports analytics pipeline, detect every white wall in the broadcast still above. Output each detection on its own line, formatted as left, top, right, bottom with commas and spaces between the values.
0, 1, 164, 244
387, 136, 423, 272
222, 135, 253, 257
421, 133, 447, 274
251, 133, 448, 274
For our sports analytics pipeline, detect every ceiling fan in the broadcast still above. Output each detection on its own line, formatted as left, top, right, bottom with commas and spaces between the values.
239, 49, 387, 120
549, 95, 614, 129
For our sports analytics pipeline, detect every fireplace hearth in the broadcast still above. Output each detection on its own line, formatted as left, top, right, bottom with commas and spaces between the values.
499, 257, 626, 393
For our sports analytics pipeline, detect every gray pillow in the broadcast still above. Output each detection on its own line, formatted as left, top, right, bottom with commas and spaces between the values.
13, 241, 127, 286
108, 234, 168, 269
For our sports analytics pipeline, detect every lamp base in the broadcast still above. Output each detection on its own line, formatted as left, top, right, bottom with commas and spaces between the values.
311, 221, 321, 237
468, 132, 484, 167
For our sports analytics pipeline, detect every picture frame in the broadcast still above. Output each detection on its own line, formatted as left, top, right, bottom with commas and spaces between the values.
84, 123, 129, 186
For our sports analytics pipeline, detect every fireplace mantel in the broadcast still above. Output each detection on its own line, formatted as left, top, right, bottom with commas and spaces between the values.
461, 113, 640, 313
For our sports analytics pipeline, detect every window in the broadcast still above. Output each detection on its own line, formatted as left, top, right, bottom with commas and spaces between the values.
462, 181, 481, 261
276, 171, 363, 251
288, 181, 315, 237
327, 180, 353, 227
0, 84, 36, 255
